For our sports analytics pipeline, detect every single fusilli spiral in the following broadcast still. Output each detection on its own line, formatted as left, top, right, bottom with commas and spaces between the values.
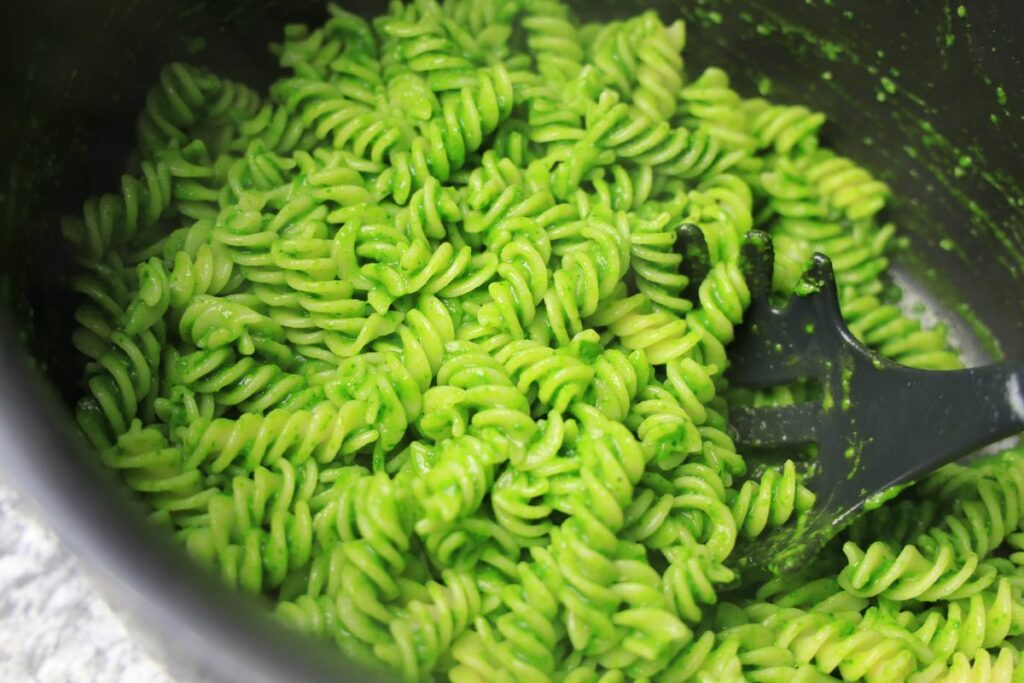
548, 90, 724, 199
73, 261, 165, 447
551, 405, 645, 656
680, 67, 756, 154
184, 459, 314, 593
684, 261, 751, 369
839, 539, 996, 602
495, 331, 597, 413
911, 579, 1024, 663
456, 546, 566, 681
137, 63, 225, 155
61, 161, 174, 260
662, 543, 736, 624
101, 420, 219, 524
742, 97, 825, 156
374, 570, 484, 681
801, 150, 891, 222
730, 460, 816, 539
375, 64, 515, 201
589, 11, 685, 122
178, 401, 375, 474
521, 0, 584, 84
748, 602, 925, 682
628, 211, 691, 314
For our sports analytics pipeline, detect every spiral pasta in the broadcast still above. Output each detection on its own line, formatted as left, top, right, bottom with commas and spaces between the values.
184, 459, 315, 593
73, 259, 165, 447
101, 420, 220, 524
681, 68, 757, 154
748, 603, 926, 682
589, 11, 685, 122
911, 579, 1024, 662
178, 401, 375, 473
136, 63, 226, 156
375, 570, 483, 681
731, 459, 817, 539
61, 161, 175, 260
61, 1, 1024, 681
452, 545, 565, 681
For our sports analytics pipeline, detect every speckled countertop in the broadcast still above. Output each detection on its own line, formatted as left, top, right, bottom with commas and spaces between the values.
0, 476, 175, 683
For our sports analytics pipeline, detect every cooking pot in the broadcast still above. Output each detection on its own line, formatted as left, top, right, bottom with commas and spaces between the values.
0, 1, 1022, 681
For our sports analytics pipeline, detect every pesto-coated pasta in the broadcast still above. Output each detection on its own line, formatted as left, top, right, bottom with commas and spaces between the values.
62, 1, 1024, 681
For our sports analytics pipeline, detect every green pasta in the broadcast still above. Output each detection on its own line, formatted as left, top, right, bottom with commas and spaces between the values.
62, 1, 1024, 681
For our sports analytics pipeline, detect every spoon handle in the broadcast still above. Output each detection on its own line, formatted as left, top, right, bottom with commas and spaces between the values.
819, 357, 1024, 522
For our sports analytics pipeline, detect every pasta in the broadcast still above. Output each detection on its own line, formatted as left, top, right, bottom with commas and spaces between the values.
61, 1, 1024, 681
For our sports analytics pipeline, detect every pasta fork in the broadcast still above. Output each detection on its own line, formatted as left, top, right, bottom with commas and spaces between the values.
677, 225, 1024, 573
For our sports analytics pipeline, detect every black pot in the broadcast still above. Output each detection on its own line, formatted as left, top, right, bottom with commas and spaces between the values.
0, 1, 1021, 681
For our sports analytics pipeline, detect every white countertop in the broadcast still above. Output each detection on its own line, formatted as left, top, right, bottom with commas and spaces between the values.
0, 477, 175, 683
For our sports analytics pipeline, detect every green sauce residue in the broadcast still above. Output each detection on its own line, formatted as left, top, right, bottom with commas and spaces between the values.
843, 435, 871, 481
185, 36, 207, 54
953, 154, 973, 178
953, 302, 1004, 360
889, 115, 1024, 279
840, 362, 853, 411
719, 0, 1024, 302
694, 8, 724, 25
863, 482, 908, 511
795, 272, 825, 297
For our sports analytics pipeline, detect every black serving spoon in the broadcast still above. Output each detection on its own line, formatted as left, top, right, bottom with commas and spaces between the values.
676, 225, 1024, 573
